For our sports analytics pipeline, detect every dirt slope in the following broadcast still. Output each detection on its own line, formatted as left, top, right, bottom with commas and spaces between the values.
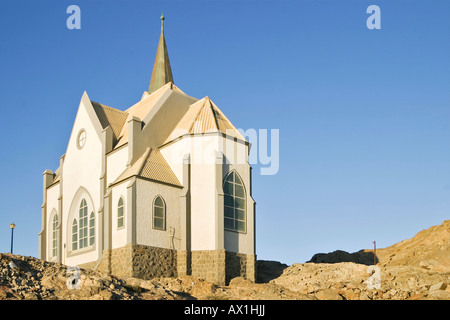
375, 220, 450, 272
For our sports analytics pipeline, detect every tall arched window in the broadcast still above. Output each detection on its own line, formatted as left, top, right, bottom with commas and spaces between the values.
89, 212, 95, 246
70, 194, 95, 252
52, 214, 58, 257
78, 199, 88, 249
224, 171, 246, 232
153, 196, 165, 230
72, 219, 78, 251
117, 197, 124, 229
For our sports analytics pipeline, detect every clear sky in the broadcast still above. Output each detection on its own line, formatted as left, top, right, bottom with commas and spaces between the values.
0, 0, 449, 265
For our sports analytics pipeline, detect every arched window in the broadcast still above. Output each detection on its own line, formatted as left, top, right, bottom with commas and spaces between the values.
70, 194, 95, 252
224, 171, 246, 232
78, 199, 88, 249
89, 212, 95, 246
117, 197, 124, 229
52, 214, 58, 257
153, 196, 165, 230
72, 219, 78, 251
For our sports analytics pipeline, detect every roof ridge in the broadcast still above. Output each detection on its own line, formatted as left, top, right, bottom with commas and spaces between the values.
137, 148, 153, 176
188, 98, 208, 133
208, 98, 244, 139
205, 97, 220, 132
91, 100, 126, 114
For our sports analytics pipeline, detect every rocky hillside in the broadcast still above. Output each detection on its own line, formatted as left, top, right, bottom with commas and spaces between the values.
376, 220, 450, 272
1, 220, 449, 300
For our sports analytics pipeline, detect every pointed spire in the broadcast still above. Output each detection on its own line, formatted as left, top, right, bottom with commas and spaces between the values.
148, 14, 174, 94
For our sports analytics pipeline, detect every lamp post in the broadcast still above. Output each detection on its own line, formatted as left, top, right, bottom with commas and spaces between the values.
10, 222, 15, 254
373, 240, 376, 265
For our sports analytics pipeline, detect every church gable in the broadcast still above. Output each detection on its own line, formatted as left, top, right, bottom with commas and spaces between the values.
62, 91, 104, 222
63, 91, 106, 165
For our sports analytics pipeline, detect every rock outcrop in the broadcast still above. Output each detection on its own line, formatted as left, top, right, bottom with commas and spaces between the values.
270, 262, 450, 300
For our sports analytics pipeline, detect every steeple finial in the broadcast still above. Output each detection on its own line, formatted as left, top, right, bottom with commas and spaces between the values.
148, 14, 174, 94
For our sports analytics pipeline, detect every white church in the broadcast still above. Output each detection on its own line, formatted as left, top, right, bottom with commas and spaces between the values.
39, 16, 256, 285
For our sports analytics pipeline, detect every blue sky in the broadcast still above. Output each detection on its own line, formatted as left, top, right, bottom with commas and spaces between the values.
0, 0, 449, 265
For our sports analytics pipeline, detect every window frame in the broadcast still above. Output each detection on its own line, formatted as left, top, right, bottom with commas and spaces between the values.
52, 214, 59, 258
117, 197, 124, 229
78, 199, 88, 249
89, 211, 95, 246
223, 171, 247, 233
152, 195, 166, 231
70, 198, 96, 253
72, 219, 78, 251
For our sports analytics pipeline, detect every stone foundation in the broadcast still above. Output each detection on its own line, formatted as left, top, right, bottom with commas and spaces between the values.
191, 250, 226, 285
80, 245, 255, 285
190, 250, 256, 285
85, 244, 177, 280
177, 250, 191, 276
225, 251, 256, 284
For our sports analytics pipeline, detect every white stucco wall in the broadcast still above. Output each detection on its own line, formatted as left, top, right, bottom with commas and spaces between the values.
106, 146, 129, 186
110, 180, 128, 249
45, 183, 60, 261
160, 138, 187, 186
62, 96, 103, 266
161, 134, 220, 251
219, 136, 254, 255
190, 161, 217, 251
135, 179, 182, 249
189, 135, 220, 251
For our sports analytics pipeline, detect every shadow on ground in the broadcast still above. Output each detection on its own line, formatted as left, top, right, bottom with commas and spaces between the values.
256, 260, 289, 283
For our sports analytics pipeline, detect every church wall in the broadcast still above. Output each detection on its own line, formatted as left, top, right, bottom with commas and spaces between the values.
189, 135, 221, 251
45, 183, 60, 261
161, 134, 256, 255
110, 180, 129, 249
219, 136, 255, 256
135, 178, 182, 250
159, 139, 185, 185
106, 145, 129, 186
62, 98, 103, 267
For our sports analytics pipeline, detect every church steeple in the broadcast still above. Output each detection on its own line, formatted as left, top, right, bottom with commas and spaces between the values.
148, 14, 174, 94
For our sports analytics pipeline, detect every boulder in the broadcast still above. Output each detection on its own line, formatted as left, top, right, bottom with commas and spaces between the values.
429, 282, 447, 291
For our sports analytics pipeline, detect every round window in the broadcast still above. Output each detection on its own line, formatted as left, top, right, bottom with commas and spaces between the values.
77, 129, 86, 149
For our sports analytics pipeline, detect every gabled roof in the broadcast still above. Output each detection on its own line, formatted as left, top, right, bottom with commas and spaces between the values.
112, 148, 182, 188
113, 82, 195, 149
164, 96, 246, 144
91, 101, 128, 141
140, 148, 181, 186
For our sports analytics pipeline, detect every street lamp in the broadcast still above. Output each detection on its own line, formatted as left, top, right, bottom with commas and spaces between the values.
10, 222, 15, 254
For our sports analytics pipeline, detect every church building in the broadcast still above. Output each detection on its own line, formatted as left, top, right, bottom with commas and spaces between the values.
39, 16, 256, 285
